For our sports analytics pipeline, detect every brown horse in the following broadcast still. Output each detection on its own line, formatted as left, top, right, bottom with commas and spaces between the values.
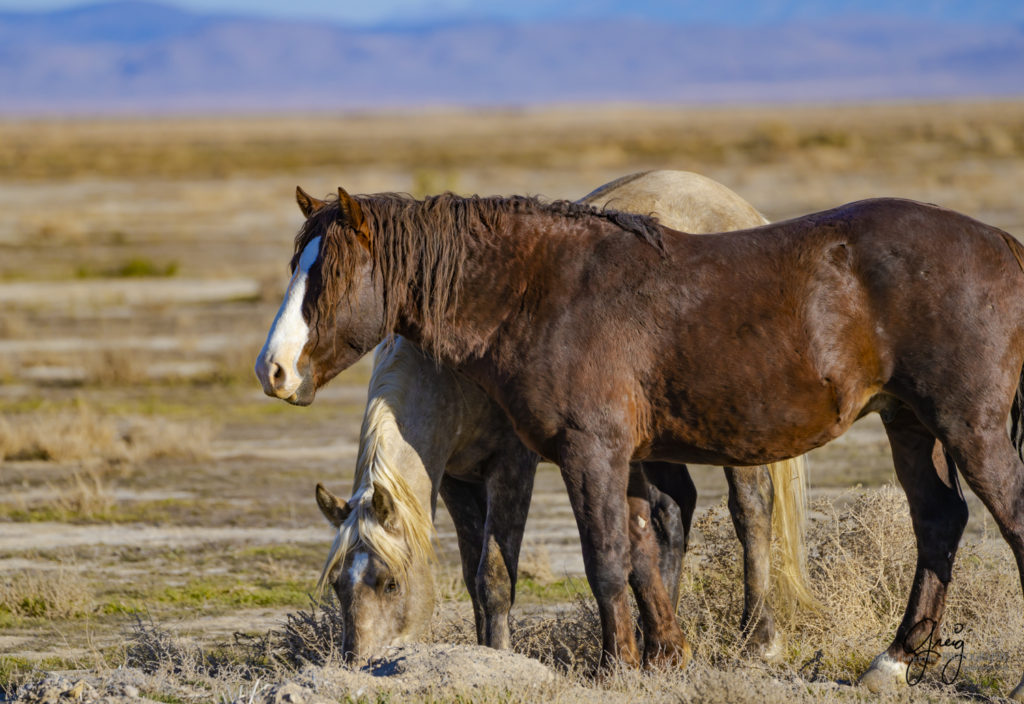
306, 170, 811, 663
256, 190, 1024, 696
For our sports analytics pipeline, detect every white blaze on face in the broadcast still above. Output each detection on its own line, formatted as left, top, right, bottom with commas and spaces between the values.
257, 236, 321, 397
348, 551, 370, 589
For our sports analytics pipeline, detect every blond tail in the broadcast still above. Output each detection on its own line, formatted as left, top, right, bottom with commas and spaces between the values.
767, 455, 818, 611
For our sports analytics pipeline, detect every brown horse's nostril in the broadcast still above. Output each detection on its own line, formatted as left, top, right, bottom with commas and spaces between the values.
271, 362, 285, 388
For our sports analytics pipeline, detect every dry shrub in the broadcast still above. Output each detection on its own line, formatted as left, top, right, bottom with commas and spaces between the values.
166, 486, 1023, 699
511, 596, 602, 673
943, 532, 1024, 691
125, 617, 210, 675
678, 485, 1024, 692
258, 601, 346, 669
0, 568, 92, 619
123, 616, 261, 698
677, 489, 916, 677
676, 499, 775, 665
786, 487, 917, 675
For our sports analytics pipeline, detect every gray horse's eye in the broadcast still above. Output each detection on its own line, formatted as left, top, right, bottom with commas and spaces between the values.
383, 578, 398, 594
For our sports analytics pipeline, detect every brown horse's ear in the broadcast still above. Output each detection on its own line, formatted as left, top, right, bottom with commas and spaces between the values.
371, 481, 397, 530
296, 186, 326, 218
338, 187, 371, 249
315, 483, 352, 528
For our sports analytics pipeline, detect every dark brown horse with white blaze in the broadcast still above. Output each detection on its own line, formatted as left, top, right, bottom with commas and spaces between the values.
301, 171, 810, 664
256, 188, 1024, 696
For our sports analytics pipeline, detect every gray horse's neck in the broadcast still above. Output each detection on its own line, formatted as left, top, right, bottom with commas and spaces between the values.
360, 338, 475, 515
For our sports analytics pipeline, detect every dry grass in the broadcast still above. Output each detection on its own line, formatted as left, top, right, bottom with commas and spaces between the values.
50, 468, 116, 520
0, 569, 91, 620
0, 403, 211, 464
91, 487, 1008, 700
1, 103, 1022, 182
8, 487, 1010, 702
0, 405, 121, 463
671, 486, 1024, 693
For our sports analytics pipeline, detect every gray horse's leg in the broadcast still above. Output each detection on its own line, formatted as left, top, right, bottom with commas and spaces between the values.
641, 461, 696, 610
724, 465, 782, 660
859, 403, 968, 691
477, 443, 537, 649
439, 474, 488, 644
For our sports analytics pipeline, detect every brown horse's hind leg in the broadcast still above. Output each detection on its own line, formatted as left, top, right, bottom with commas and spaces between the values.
724, 466, 782, 661
936, 419, 1024, 699
860, 403, 968, 692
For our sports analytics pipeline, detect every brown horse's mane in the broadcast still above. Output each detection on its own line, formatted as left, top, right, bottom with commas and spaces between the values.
292, 192, 665, 358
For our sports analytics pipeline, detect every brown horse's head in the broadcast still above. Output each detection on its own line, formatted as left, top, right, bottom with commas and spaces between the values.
314, 482, 435, 663
255, 187, 385, 405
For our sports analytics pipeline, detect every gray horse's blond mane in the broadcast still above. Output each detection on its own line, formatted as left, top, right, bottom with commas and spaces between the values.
317, 344, 436, 596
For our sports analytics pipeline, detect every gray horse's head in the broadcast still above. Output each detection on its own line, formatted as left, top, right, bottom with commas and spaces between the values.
315, 482, 435, 663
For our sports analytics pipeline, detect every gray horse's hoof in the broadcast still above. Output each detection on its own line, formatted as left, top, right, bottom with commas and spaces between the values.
857, 653, 907, 692
760, 630, 783, 663
742, 628, 783, 663
741, 615, 782, 662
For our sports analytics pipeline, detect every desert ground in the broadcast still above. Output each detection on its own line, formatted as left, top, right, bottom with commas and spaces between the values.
2, 101, 1024, 702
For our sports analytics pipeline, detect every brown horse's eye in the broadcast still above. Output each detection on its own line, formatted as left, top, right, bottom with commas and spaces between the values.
383, 578, 398, 594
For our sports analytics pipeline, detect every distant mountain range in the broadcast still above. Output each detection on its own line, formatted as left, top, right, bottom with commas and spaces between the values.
1, 1, 1022, 114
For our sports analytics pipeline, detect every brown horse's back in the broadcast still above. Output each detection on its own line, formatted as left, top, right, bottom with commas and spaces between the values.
496, 198, 1024, 467
656, 199, 1024, 462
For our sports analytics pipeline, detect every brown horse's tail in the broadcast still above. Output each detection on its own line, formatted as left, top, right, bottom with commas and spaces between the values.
1002, 230, 1024, 459
767, 455, 818, 611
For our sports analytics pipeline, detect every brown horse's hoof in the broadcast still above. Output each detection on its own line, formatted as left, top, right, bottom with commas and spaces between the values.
594, 644, 643, 679
857, 653, 908, 692
643, 638, 692, 670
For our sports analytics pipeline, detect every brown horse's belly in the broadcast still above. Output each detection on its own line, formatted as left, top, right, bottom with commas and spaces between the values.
640, 377, 882, 466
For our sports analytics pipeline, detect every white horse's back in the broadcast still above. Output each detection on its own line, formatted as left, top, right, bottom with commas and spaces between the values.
581, 170, 769, 231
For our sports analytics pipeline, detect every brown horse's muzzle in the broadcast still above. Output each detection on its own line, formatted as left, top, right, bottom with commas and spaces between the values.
254, 353, 315, 405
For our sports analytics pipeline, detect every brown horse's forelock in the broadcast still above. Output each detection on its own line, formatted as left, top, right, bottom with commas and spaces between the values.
291, 205, 361, 349
291, 192, 666, 357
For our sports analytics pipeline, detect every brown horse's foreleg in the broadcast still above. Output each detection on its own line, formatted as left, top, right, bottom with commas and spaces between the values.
724, 465, 782, 660
439, 475, 488, 644
559, 433, 649, 670
642, 461, 696, 610
477, 443, 537, 650
859, 404, 967, 692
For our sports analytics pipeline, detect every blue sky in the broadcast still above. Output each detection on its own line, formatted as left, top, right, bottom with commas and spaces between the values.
3, 0, 1024, 26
